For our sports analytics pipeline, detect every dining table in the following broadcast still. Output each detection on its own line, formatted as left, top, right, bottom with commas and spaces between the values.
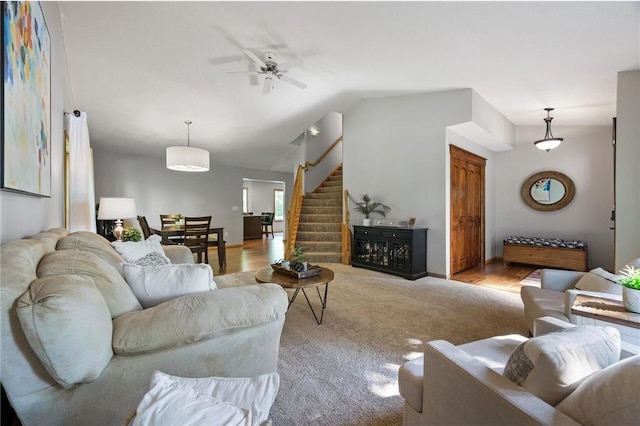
151, 226, 226, 268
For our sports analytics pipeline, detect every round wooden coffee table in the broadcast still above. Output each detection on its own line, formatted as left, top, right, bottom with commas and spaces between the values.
256, 267, 334, 324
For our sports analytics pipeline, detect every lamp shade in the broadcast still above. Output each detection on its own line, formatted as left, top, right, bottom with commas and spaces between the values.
534, 138, 563, 152
166, 146, 210, 172
97, 197, 137, 220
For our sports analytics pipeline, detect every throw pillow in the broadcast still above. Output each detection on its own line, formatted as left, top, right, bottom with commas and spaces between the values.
556, 355, 639, 426
503, 326, 621, 406
111, 234, 170, 263
132, 252, 170, 267
17, 275, 113, 389
132, 370, 279, 426
574, 267, 622, 295
123, 263, 216, 308
132, 381, 248, 426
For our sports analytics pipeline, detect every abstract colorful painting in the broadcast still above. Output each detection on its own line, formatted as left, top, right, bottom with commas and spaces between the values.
531, 178, 551, 202
1, 0, 51, 196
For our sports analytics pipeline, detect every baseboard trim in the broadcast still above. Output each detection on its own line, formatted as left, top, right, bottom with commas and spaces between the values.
428, 272, 447, 279
485, 257, 502, 264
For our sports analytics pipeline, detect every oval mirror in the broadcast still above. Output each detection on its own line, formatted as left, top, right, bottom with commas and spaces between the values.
521, 171, 575, 211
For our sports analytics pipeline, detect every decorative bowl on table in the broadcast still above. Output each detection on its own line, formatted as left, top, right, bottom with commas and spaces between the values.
271, 263, 322, 279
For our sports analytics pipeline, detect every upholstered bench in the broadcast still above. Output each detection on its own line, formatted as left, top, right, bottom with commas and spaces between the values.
503, 236, 587, 271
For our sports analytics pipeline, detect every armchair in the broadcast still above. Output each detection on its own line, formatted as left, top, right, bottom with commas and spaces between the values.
520, 259, 640, 334
398, 317, 638, 426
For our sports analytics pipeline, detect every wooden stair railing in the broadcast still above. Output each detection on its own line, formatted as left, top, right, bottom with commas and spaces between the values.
285, 165, 305, 260
303, 136, 343, 170
342, 189, 352, 264
287, 136, 344, 258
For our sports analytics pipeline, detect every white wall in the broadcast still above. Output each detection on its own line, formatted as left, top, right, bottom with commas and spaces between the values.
304, 111, 343, 193
494, 126, 614, 270
93, 150, 292, 245
344, 89, 473, 276
615, 70, 640, 270
244, 180, 285, 233
0, 3, 72, 243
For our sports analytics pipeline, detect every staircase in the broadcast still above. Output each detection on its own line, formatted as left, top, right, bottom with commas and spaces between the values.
296, 166, 343, 263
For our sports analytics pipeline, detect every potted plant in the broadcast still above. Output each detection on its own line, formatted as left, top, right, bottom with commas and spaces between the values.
291, 247, 307, 272
354, 194, 390, 226
618, 265, 640, 313
122, 227, 142, 242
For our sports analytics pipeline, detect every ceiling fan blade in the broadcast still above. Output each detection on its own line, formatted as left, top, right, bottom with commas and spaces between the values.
226, 71, 260, 75
243, 49, 267, 69
263, 78, 272, 94
279, 74, 307, 89
278, 58, 303, 71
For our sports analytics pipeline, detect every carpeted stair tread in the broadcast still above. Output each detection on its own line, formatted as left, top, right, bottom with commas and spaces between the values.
298, 223, 341, 232
297, 231, 342, 242
300, 214, 342, 223
295, 164, 343, 264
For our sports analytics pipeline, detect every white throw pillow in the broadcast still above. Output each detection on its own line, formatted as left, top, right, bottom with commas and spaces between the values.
132, 370, 279, 426
556, 355, 639, 426
132, 381, 249, 426
111, 235, 170, 263
17, 275, 113, 389
503, 326, 621, 406
574, 267, 622, 295
123, 263, 216, 308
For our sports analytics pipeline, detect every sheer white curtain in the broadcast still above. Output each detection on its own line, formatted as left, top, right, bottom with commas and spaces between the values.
65, 111, 96, 232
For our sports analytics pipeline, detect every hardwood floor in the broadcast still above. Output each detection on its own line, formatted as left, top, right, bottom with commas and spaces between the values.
208, 237, 539, 293
208, 233, 286, 276
452, 261, 538, 293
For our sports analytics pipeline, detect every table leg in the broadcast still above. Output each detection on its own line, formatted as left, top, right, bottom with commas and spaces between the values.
300, 283, 329, 325
216, 230, 226, 268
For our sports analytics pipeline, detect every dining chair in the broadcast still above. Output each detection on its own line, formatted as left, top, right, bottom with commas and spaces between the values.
183, 216, 212, 264
137, 215, 153, 239
261, 212, 275, 239
160, 214, 184, 245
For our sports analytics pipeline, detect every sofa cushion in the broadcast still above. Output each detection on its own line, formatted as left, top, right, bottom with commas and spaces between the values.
122, 263, 216, 308
112, 284, 288, 354
503, 326, 621, 406
16, 275, 113, 389
520, 286, 568, 332
37, 250, 142, 318
574, 268, 622, 295
556, 355, 640, 425
111, 235, 170, 263
56, 231, 124, 271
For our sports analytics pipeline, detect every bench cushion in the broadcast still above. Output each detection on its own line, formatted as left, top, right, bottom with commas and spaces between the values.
504, 236, 586, 250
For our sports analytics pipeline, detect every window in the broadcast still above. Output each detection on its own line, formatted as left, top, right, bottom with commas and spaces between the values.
242, 187, 248, 214
274, 189, 284, 221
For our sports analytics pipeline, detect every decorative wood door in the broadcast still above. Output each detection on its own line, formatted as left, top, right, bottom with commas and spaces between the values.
450, 145, 486, 274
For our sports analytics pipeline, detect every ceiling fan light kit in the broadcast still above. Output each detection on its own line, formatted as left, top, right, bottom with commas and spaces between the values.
166, 120, 210, 172
534, 107, 564, 152
229, 50, 307, 94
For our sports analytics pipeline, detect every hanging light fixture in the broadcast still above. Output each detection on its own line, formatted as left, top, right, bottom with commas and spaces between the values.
534, 108, 564, 152
166, 120, 210, 172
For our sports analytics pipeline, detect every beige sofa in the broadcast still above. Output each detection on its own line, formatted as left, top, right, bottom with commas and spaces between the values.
1, 228, 288, 425
398, 317, 638, 425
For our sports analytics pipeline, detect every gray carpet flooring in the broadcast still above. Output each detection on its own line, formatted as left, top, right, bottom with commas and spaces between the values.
215, 264, 529, 426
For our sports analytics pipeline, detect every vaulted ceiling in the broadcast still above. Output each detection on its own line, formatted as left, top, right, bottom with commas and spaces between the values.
58, 1, 640, 172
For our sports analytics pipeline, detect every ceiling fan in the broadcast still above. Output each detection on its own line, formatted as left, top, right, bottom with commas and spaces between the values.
228, 50, 307, 94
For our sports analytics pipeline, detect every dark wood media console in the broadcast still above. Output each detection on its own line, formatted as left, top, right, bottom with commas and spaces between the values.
352, 226, 428, 280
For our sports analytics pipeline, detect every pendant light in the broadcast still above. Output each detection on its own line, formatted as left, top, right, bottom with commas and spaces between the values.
166, 120, 210, 172
534, 108, 563, 152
